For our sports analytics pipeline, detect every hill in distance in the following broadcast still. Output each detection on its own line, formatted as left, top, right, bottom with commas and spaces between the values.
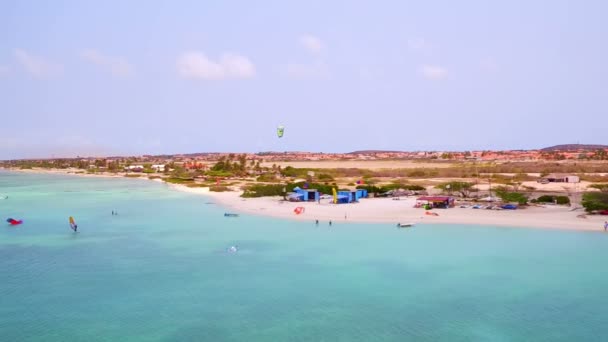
541, 144, 608, 151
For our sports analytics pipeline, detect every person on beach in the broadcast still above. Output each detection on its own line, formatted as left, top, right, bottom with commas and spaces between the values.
604, 221, 607, 231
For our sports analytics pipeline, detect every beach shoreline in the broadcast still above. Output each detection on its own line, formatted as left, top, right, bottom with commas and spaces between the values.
3, 167, 606, 232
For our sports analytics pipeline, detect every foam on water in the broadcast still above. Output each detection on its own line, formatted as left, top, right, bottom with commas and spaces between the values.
1, 171, 608, 341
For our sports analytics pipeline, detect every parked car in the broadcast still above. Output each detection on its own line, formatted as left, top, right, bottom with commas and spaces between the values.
502, 204, 518, 210
599, 210, 608, 215
472, 204, 482, 209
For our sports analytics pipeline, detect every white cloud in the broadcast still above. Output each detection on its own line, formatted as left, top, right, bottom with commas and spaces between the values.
408, 38, 433, 53
419, 64, 447, 80
176, 51, 255, 80
13, 48, 62, 77
299, 34, 323, 55
284, 62, 329, 80
80, 49, 133, 77
480, 58, 498, 72
358, 67, 383, 80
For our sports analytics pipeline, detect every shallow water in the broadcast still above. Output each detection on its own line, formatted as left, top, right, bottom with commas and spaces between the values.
1, 171, 608, 341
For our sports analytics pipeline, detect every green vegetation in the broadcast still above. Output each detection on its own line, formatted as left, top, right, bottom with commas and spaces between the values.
435, 181, 476, 198
256, 173, 278, 182
164, 177, 195, 184
241, 181, 338, 198
210, 154, 248, 176
582, 192, 608, 213
494, 188, 528, 205
589, 184, 608, 192
241, 184, 286, 198
317, 173, 334, 181
356, 183, 425, 196
209, 186, 230, 192
533, 195, 570, 205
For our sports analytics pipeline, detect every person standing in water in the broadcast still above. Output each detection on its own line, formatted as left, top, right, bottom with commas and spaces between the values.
329, 220, 332, 226
315, 219, 319, 226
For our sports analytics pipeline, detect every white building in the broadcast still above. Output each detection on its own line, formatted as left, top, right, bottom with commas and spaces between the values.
151, 164, 165, 172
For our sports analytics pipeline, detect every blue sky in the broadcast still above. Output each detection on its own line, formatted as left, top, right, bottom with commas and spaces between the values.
1, 0, 607, 159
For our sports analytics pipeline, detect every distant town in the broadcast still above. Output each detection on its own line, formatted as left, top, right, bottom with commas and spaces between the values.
1, 144, 608, 172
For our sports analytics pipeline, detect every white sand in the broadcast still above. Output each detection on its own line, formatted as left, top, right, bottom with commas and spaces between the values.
201, 190, 607, 232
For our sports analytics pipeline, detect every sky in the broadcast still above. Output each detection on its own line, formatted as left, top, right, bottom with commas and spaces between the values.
1, 0, 607, 159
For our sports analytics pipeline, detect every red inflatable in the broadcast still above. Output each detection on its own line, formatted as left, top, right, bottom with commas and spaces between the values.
6, 218, 23, 225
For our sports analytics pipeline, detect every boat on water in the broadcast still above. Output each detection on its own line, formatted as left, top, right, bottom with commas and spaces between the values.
397, 223, 415, 228
224, 213, 239, 217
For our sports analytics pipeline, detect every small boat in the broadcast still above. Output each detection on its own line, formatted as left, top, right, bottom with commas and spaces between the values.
224, 213, 239, 217
397, 223, 415, 228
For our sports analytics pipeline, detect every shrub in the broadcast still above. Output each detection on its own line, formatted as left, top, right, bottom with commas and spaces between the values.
589, 184, 608, 192
209, 186, 230, 192
318, 173, 334, 181
256, 173, 278, 182
242, 184, 286, 197
582, 192, 608, 212
536, 195, 570, 205
495, 189, 528, 205
407, 170, 427, 177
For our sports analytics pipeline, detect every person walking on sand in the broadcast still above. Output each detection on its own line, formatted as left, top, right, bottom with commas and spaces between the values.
604, 221, 608, 231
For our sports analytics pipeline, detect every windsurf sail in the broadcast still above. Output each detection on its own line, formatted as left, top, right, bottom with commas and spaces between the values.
69, 216, 77, 231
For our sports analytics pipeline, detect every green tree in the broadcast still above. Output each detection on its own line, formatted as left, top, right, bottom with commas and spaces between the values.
435, 181, 476, 198
582, 192, 608, 212
589, 184, 608, 192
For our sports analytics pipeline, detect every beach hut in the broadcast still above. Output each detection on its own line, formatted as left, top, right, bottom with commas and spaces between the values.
293, 187, 310, 201
416, 196, 455, 209
304, 189, 319, 202
336, 191, 353, 203
356, 189, 367, 200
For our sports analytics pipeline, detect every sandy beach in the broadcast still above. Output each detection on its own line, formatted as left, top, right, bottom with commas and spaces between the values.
191, 187, 606, 232
5, 167, 606, 232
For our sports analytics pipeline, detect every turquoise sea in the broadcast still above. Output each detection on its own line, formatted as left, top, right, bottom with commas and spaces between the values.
1, 170, 608, 341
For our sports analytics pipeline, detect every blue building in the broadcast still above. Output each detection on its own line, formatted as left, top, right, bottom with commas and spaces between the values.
290, 187, 320, 202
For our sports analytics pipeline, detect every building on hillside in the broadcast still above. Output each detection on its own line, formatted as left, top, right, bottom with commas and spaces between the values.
124, 165, 144, 172
151, 164, 165, 172
542, 174, 580, 183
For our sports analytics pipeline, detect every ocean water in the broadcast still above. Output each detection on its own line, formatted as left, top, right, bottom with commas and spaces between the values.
1, 171, 608, 342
